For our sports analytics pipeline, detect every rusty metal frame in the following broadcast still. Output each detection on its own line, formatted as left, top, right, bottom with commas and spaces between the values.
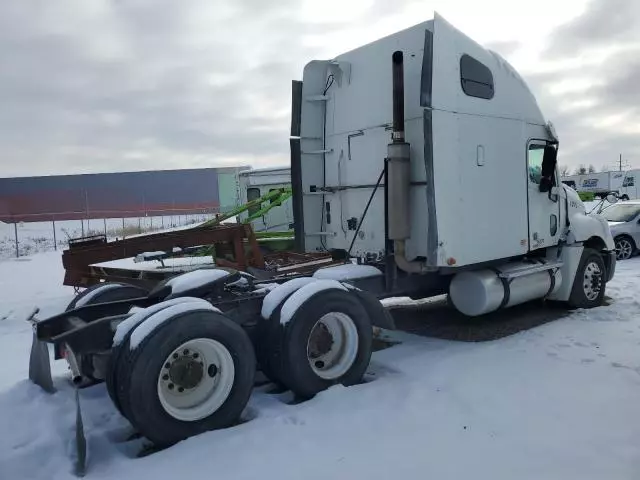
62, 223, 265, 288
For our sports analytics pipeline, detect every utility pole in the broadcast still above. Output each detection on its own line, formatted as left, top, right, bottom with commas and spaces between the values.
619, 153, 623, 172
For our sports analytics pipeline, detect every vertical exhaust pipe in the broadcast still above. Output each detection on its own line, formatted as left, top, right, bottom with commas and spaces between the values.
387, 51, 428, 273
392, 51, 406, 143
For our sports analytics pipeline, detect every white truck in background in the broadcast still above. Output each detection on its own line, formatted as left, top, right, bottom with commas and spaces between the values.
562, 170, 639, 200
237, 166, 293, 232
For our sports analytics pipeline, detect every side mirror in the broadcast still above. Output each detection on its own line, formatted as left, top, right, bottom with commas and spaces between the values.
606, 193, 618, 204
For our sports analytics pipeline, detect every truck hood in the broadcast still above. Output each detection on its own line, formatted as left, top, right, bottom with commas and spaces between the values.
608, 221, 625, 227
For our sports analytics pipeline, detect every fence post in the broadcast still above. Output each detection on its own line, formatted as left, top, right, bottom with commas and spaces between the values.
14, 222, 18, 258
103, 218, 107, 237
122, 218, 125, 239
81, 219, 85, 237
52, 219, 57, 251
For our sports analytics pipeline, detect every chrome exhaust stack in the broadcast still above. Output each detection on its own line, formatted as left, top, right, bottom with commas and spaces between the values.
387, 51, 428, 273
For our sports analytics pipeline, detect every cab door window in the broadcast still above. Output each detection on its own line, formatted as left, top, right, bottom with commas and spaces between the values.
528, 144, 545, 184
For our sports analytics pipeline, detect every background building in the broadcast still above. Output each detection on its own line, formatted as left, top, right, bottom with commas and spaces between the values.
0, 166, 249, 223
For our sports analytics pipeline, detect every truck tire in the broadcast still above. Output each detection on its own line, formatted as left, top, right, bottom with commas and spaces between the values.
614, 235, 635, 260
266, 289, 372, 399
114, 309, 255, 447
66, 282, 148, 311
568, 248, 606, 309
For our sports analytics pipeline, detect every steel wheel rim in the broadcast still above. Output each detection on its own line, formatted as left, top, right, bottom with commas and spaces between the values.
615, 238, 633, 260
582, 261, 603, 301
306, 312, 359, 380
157, 338, 235, 421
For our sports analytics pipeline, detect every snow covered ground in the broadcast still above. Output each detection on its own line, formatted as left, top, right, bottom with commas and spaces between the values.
1, 252, 640, 479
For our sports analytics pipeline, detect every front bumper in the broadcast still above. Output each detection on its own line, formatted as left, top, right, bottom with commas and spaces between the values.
604, 250, 616, 282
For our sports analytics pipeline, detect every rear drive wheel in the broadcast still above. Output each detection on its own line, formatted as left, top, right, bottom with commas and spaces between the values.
266, 289, 372, 399
568, 248, 606, 309
614, 236, 635, 260
114, 309, 255, 447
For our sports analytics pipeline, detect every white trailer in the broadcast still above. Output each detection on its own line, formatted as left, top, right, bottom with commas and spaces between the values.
562, 170, 639, 200
237, 166, 293, 232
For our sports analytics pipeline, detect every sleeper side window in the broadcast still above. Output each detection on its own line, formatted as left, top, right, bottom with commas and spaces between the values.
460, 54, 494, 99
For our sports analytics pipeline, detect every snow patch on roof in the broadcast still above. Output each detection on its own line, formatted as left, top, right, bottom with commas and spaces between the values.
113, 297, 212, 347
312, 264, 382, 281
280, 280, 348, 325
165, 268, 231, 295
129, 300, 220, 350
260, 277, 317, 319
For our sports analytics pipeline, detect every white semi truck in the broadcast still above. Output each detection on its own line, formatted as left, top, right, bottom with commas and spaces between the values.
563, 170, 639, 200
27, 13, 617, 472
292, 12, 616, 315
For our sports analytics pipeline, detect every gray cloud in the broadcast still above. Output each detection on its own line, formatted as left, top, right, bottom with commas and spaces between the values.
485, 40, 522, 57
0, 0, 638, 177
0, 0, 332, 176
519, 0, 640, 170
545, 0, 640, 57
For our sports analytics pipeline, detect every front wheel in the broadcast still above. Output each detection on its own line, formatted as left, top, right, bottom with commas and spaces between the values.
615, 236, 635, 261
568, 248, 606, 309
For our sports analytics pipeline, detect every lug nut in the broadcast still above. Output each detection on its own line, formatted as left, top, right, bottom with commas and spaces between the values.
178, 387, 184, 393
315, 361, 325, 369
183, 349, 189, 355
164, 362, 171, 369
162, 374, 169, 381
173, 353, 179, 359
208, 364, 218, 378
193, 353, 199, 359
168, 383, 174, 390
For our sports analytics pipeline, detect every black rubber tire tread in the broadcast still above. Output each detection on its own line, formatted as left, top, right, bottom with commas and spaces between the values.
614, 235, 636, 260
107, 300, 202, 416
568, 248, 607, 309
254, 297, 290, 386
269, 289, 372, 399
115, 309, 256, 447
66, 282, 148, 312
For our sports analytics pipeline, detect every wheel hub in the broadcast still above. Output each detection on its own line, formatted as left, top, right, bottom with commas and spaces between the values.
583, 261, 602, 301
616, 239, 633, 260
306, 312, 359, 380
168, 356, 204, 389
308, 323, 334, 359
157, 337, 236, 422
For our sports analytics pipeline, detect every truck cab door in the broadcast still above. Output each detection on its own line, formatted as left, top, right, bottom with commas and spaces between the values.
527, 142, 561, 250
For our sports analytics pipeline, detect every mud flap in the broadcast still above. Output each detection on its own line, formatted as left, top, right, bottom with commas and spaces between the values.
74, 389, 87, 477
28, 331, 55, 393
27, 306, 56, 394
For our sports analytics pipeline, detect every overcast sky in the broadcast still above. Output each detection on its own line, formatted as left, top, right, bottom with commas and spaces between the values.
0, 0, 638, 177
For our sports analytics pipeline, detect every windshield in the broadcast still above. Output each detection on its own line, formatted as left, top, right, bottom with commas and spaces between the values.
601, 204, 640, 222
